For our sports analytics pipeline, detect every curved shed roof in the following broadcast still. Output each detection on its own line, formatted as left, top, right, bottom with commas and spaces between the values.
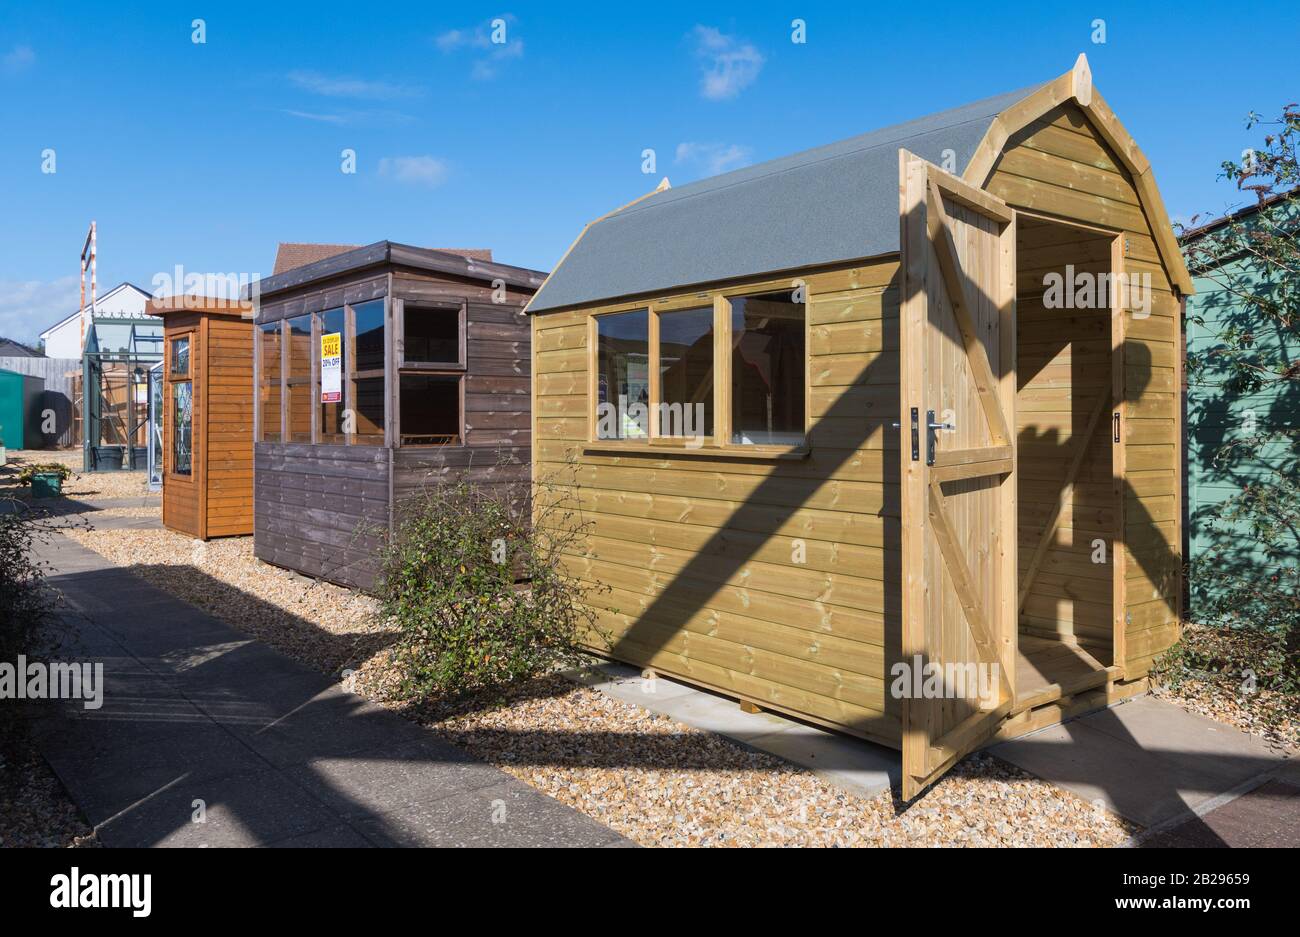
527, 83, 1041, 313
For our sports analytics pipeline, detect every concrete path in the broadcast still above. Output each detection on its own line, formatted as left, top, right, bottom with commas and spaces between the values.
991, 696, 1294, 843
29, 535, 627, 848
566, 662, 899, 799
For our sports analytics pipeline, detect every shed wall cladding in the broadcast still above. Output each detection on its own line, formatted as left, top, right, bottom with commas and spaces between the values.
162, 310, 203, 538
536, 261, 904, 743
533, 90, 1185, 748
254, 260, 534, 589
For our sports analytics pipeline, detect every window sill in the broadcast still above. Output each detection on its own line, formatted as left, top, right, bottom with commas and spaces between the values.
582, 441, 810, 461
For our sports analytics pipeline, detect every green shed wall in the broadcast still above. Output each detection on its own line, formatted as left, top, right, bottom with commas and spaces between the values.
1184, 243, 1299, 621
0, 369, 25, 451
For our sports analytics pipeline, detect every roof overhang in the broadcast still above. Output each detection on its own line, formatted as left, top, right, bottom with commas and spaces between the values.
248, 240, 547, 300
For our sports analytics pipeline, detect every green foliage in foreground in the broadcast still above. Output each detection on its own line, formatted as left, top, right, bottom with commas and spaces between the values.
374, 472, 604, 701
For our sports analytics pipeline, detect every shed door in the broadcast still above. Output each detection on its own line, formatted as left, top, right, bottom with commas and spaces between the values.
898, 150, 1017, 800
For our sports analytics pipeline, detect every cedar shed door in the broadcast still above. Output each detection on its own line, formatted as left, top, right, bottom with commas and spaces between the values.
897, 150, 1017, 799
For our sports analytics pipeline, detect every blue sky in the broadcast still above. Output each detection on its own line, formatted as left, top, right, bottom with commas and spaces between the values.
1, 0, 1296, 343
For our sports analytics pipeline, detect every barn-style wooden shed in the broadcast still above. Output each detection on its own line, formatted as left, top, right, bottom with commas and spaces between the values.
149, 296, 256, 540
528, 55, 1190, 798
251, 242, 545, 588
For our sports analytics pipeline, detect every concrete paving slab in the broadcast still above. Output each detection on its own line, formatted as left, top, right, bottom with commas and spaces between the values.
566, 661, 898, 799
31, 534, 626, 848
748, 723, 900, 798
1080, 696, 1283, 783
355, 778, 626, 848
97, 767, 339, 848
991, 713, 1259, 827
286, 737, 506, 819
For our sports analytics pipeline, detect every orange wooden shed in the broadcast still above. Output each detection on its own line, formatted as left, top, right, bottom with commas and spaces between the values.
148, 296, 256, 540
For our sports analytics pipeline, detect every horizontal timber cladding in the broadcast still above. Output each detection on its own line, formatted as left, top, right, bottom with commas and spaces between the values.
532, 259, 906, 747
254, 442, 391, 589
252, 251, 539, 590
203, 315, 255, 537
985, 101, 1182, 678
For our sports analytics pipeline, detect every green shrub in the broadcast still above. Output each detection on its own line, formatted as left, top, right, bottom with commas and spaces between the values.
374, 471, 605, 701
16, 463, 73, 486
0, 500, 61, 661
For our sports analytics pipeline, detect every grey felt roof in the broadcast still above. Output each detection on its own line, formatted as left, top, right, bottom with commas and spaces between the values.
528, 83, 1040, 313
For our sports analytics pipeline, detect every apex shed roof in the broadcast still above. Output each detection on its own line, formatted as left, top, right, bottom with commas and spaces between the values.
527, 84, 1040, 313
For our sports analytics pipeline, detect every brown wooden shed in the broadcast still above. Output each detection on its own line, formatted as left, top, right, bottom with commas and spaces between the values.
527, 55, 1190, 798
250, 242, 545, 589
149, 296, 256, 540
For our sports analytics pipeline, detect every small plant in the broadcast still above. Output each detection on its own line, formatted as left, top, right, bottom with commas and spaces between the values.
373, 468, 606, 701
16, 463, 73, 486
0, 500, 62, 661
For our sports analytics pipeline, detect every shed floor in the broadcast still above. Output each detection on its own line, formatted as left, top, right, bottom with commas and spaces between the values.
1015, 636, 1110, 710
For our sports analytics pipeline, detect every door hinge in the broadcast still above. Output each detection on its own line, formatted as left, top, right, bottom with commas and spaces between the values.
1113, 412, 1121, 444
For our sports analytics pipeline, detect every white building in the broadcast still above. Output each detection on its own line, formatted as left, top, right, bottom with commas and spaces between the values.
39, 282, 152, 358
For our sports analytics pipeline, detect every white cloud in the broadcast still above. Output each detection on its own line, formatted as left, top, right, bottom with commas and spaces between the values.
282, 109, 348, 124
0, 275, 80, 345
690, 25, 763, 101
378, 156, 449, 187
675, 141, 754, 176
2, 44, 35, 74
435, 17, 524, 80
287, 70, 421, 100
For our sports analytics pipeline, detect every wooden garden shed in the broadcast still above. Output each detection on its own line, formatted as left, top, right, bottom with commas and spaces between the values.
250, 242, 545, 589
528, 55, 1190, 798
149, 296, 256, 540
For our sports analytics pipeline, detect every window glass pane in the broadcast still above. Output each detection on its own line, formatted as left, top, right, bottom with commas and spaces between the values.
729, 291, 806, 445
286, 315, 312, 442
403, 304, 460, 363
595, 310, 648, 440
353, 376, 385, 443
354, 299, 385, 372
659, 307, 714, 438
172, 381, 193, 475
258, 323, 281, 442
170, 337, 190, 375
317, 307, 346, 442
399, 374, 460, 445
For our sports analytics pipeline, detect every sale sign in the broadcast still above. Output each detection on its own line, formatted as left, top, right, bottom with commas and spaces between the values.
320, 332, 342, 403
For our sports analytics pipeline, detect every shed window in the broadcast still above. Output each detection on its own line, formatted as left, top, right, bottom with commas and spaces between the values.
595, 309, 649, 440
658, 307, 714, 438
729, 291, 806, 445
590, 287, 806, 450
403, 304, 462, 366
399, 374, 460, 446
351, 299, 385, 444
258, 322, 281, 442
285, 315, 312, 443
172, 381, 193, 475
170, 337, 190, 377
317, 307, 346, 443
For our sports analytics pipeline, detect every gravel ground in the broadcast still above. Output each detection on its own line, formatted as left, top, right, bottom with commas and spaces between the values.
1151, 624, 1298, 752
66, 519, 1142, 847
1, 449, 152, 502
63, 527, 390, 675
398, 673, 1138, 847
0, 713, 99, 848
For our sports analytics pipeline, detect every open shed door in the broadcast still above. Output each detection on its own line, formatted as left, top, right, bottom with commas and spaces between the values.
898, 150, 1017, 799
